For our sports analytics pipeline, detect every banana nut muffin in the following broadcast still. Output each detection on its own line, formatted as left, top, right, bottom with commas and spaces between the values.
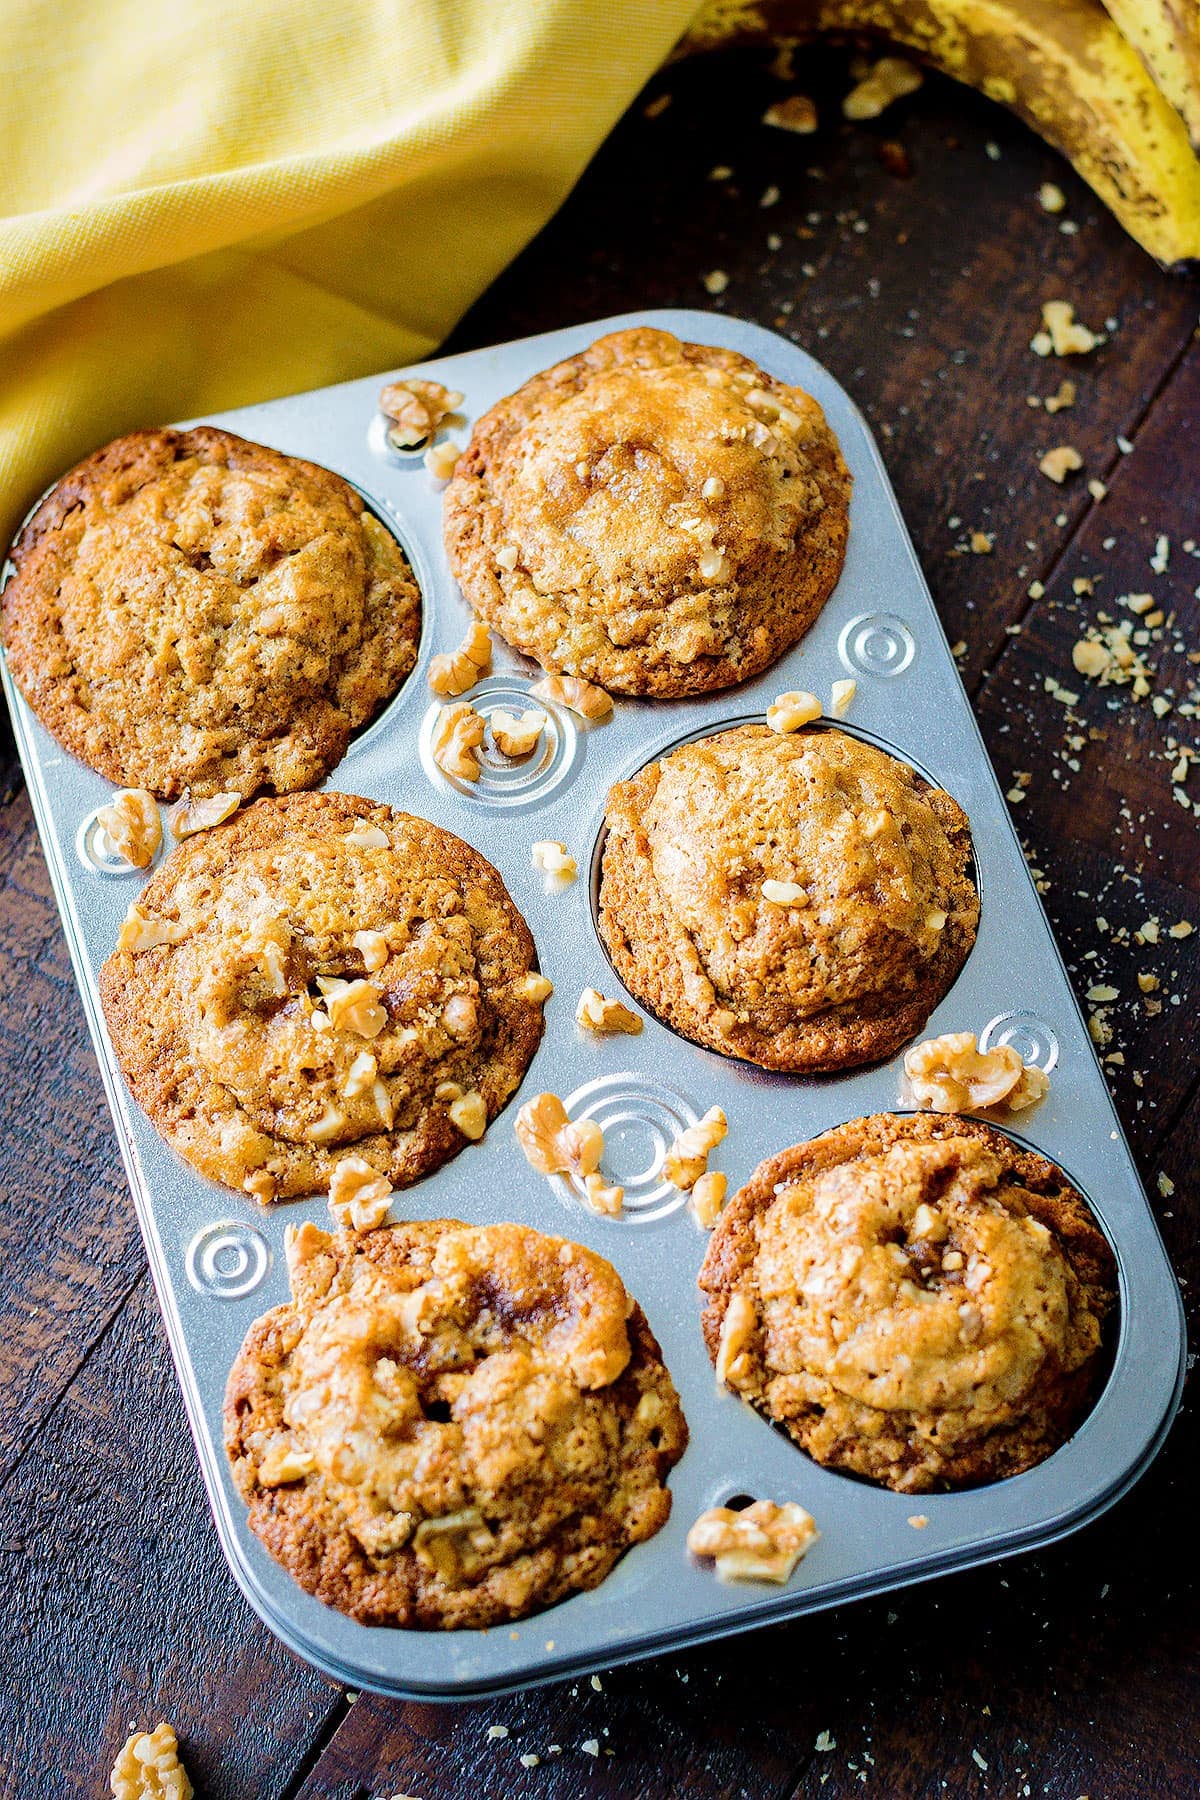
1, 427, 419, 798
598, 724, 978, 1072
700, 1112, 1116, 1493
225, 1217, 688, 1628
99, 791, 546, 1201
443, 326, 850, 696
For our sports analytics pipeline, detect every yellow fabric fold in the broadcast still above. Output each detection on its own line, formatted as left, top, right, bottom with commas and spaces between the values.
0, 0, 696, 543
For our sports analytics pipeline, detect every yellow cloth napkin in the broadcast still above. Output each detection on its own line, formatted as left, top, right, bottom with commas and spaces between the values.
0, 0, 696, 543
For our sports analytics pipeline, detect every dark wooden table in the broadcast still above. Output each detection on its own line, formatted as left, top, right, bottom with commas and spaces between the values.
2, 45, 1197, 1800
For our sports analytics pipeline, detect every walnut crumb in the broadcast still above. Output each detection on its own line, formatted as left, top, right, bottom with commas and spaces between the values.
575, 988, 643, 1034
1039, 444, 1083, 483
663, 1106, 727, 1190
96, 789, 161, 868
687, 1499, 818, 1583
1033, 300, 1101, 357
515, 1092, 603, 1180
1045, 378, 1076, 414
531, 840, 577, 889
529, 673, 613, 720
763, 94, 818, 133
428, 620, 492, 696
767, 690, 821, 732
169, 789, 240, 839
1038, 182, 1066, 214
903, 1031, 1049, 1113
843, 56, 922, 120
109, 1723, 193, 1800
490, 707, 546, 757
432, 702, 485, 781
907, 1513, 930, 1529
379, 376, 463, 447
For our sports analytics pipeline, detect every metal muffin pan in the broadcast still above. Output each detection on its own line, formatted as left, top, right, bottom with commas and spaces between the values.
1, 309, 1184, 1700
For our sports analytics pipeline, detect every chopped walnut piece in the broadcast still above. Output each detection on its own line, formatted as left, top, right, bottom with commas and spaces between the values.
342, 1049, 378, 1099
428, 620, 492, 696
116, 903, 185, 953
516, 971, 554, 1003
96, 788, 161, 868
715, 1290, 756, 1387
431, 702, 485, 781
514, 1091, 604, 1180
1039, 444, 1084, 483
843, 56, 923, 120
969, 530, 993, 554
584, 1171, 625, 1216
425, 438, 462, 482
530, 673, 613, 720
447, 1089, 488, 1140
691, 1169, 728, 1229
903, 1031, 1050, 1113
663, 1106, 728, 1190
343, 822, 389, 850
763, 94, 818, 133
352, 928, 390, 973
168, 790, 240, 839
1034, 300, 1100, 357
688, 1499, 818, 1583
1038, 182, 1067, 213
766, 690, 821, 733
379, 376, 463, 447
258, 1439, 317, 1485
243, 1169, 276, 1205
575, 988, 643, 1034
441, 992, 478, 1039
306, 1103, 347, 1143
702, 269, 729, 296
317, 976, 386, 1038
490, 707, 546, 757
328, 1156, 393, 1230
698, 546, 731, 583
1045, 378, 1076, 414
829, 678, 856, 718
110, 1723, 193, 1800
531, 839, 577, 890
761, 878, 807, 906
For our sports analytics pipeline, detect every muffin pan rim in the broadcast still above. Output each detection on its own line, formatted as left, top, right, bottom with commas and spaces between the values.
0, 307, 1184, 1700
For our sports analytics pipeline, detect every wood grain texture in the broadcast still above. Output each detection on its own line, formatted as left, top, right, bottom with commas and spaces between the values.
0, 43, 1196, 1800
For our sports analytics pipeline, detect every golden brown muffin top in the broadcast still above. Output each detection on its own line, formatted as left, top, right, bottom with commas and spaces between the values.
225, 1218, 688, 1628
2, 428, 419, 798
599, 724, 978, 1070
443, 327, 850, 695
99, 791, 545, 1200
700, 1114, 1115, 1492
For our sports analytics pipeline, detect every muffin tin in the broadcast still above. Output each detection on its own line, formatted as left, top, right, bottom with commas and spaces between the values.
1, 309, 1184, 1700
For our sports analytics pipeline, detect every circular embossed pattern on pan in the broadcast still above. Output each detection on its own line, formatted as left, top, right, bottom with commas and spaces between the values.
443, 326, 851, 697
553, 1073, 698, 1225
1, 427, 420, 799
98, 791, 548, 1202
224, 1217, 689, 1629
699, 1112, 1116, 1494
597, 723, 979, 1073
418, 676, 580, 810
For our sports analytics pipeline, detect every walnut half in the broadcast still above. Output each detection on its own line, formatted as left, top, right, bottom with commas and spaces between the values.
96, 788, 161, 868
109, 1722, 193, 1800
903, 1031, 1050, 1114
687, 1499, 819, 1583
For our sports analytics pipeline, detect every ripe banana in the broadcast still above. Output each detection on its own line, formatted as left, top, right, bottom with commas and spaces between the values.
1101, 0, 1200, 147
680, 0, 1200, 267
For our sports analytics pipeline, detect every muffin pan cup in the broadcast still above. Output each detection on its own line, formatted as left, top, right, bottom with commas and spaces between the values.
1, 310, 1184, 1700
